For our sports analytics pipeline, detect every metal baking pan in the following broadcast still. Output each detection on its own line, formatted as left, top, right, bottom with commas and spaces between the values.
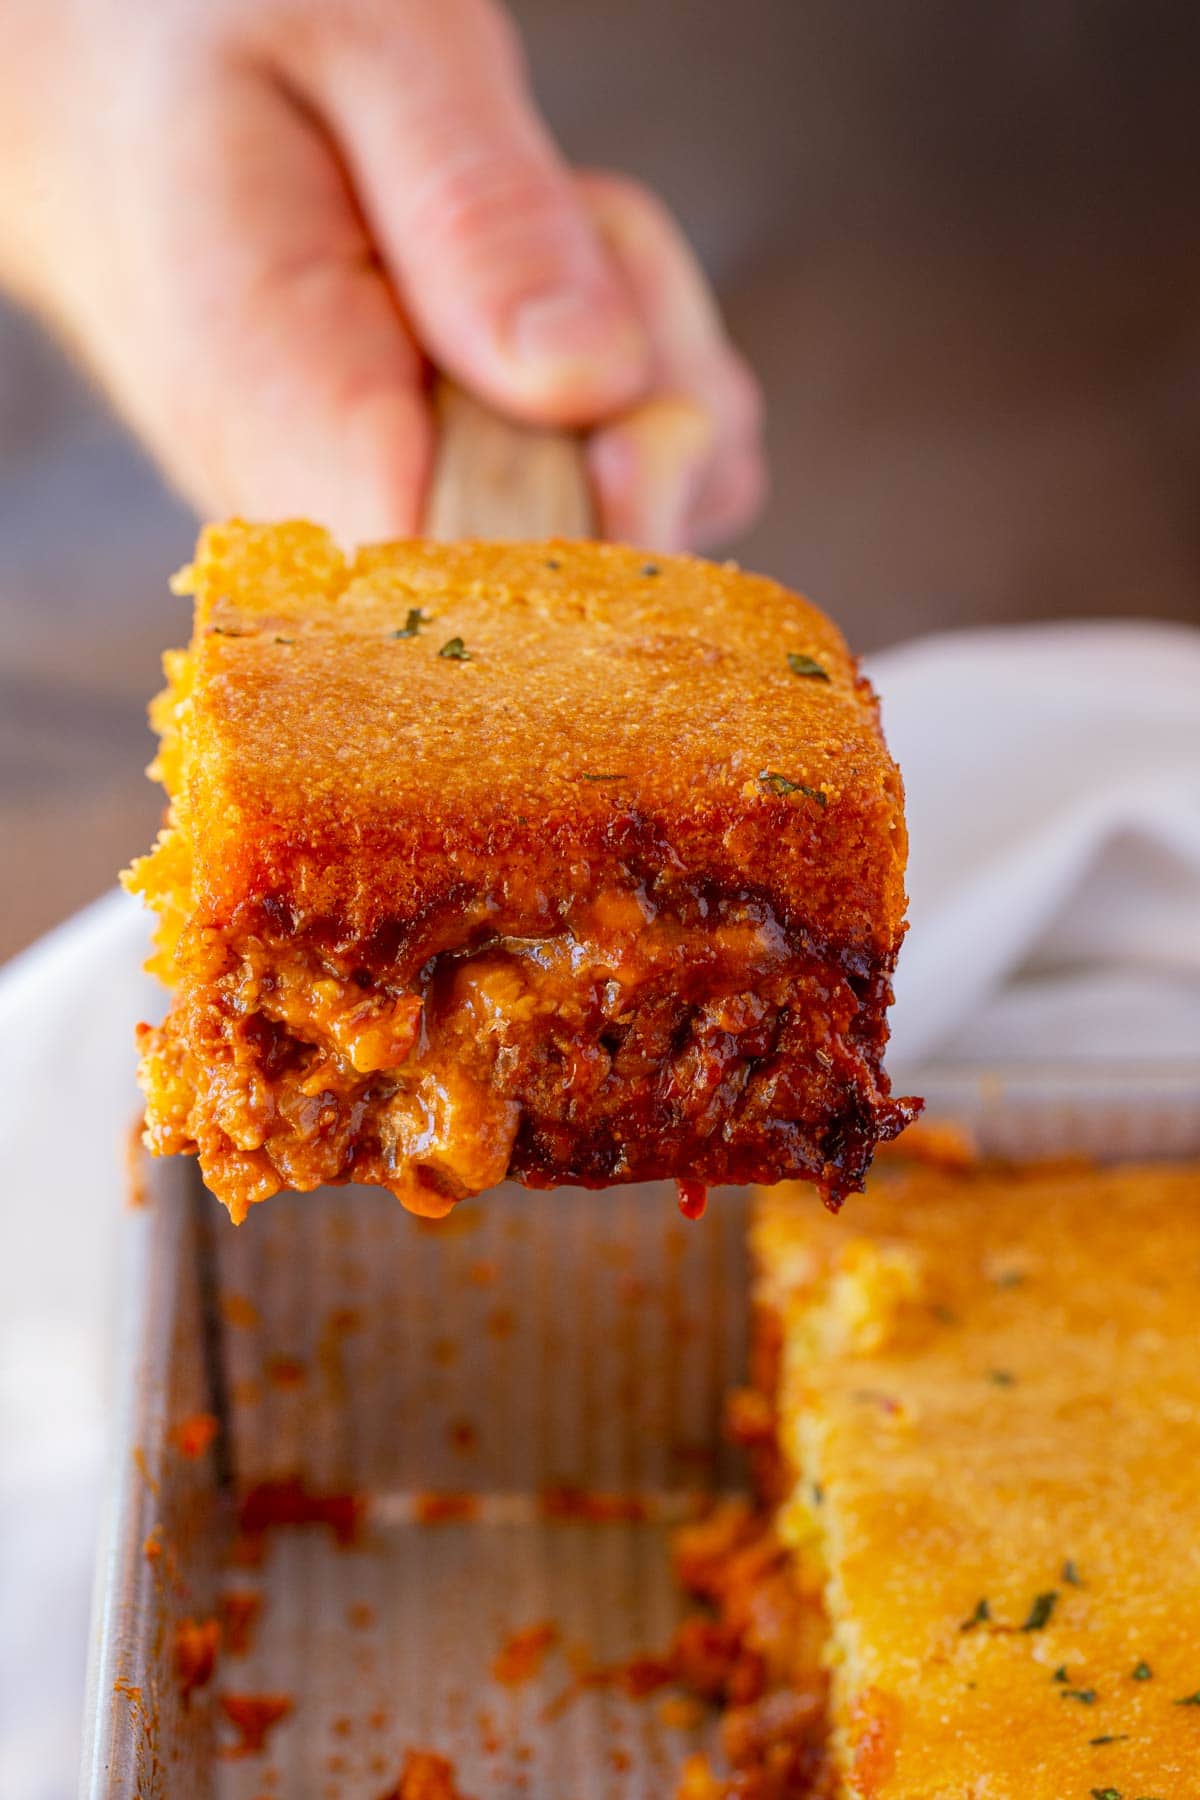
81, 1063, 1200, 1797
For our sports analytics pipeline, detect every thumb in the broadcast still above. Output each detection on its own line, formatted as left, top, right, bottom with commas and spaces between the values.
126, 61, 434, 545
286, 0, 650, 425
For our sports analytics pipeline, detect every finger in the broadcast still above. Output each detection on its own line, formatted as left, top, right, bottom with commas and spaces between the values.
579, 171, 766, 549
687, 437, 771, 550
291, 0, 650, 427
133, 63, 433, 544
587, 367, 767, 553
678, 356, 770, 548
587, 398, 713, 552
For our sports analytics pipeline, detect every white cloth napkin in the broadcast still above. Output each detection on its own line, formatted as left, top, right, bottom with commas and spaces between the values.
1, 619, 1198, 1796
882, 620, 1200, 1068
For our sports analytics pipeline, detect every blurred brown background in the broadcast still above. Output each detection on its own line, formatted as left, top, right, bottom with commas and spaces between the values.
3, 0, 1198, 963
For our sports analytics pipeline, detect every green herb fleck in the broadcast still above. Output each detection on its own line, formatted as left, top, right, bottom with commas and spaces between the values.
932, 1304, 957, 1325
1062, 1559, 1083, 1586
811, 1483, 825, 1506
1091, 1790, 1122, 1800
994, 1270, 1027, 1289
1053, 1666, 1070, 1683
787, 651, 830, 681
209, 625, 247, 637
545, 557, 561, 570
438, 636, 471, 661
273, 635, 294, 645
959, 1598, 990, 1632
758, 770, 799, 796
1131, 1661, 1152, 1681
1020, 1591, 1058, 1632
1062, 1688, 1097, 1704
758, 770, 828, 807
988, 1369, 1017, 1387
391, 608, 430, 640
641, 562, 661, 577
1173, 1691, 1200, 1706
578, 772, 627, 782
1089, 1736, 1130, 1746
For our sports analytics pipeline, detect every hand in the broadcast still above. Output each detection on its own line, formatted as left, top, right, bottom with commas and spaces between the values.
1, 0, 764, 549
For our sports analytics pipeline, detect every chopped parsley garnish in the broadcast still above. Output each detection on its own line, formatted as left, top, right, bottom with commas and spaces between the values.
1062, 1559, 1084, 1586
1089, 1736, 1129, 1746
988, 1369, 1017, 1386
438, 636, 471, 661
1091, 1790, 1122, 1800
758, 770, 799, 796
1054, 1666, 1071, 1683
641, 561, 661, 576
273, 635, 294, 644
994, 1269, 1027, 1289
787, 651, 830, 680
545, 557, 561, 570
1061, 1688, 1097, 1704
577, 772, 627, 782
959, 1598, 990, 1632
1131, 1661, 1153, 1681
1173, 1690, 1200, 1706
390, 608, 430, 639
811, 1483, 825, 1506
756, 770, 827, 807
209, 625, 247, 637
1020, 1590, 1058, 1632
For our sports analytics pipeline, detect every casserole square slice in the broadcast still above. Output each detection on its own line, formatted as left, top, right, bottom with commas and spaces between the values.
127, 522, 915, 1221
714, 1157, 1200, 1797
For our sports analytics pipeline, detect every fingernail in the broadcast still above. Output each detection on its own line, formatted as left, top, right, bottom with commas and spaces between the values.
643, 456, 704, 553
590, 399, 713, 550
504, 288, 648, 403
590, 434, 696, 552
587, 429, 637, 499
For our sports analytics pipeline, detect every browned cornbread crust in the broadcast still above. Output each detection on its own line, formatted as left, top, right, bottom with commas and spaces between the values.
126, 522, 915, 1221
750, 1157, 1200, 1798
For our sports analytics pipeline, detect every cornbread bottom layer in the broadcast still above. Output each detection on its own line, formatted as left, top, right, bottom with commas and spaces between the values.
136, 888, 911, 1222
683, 1157, 1200, 1797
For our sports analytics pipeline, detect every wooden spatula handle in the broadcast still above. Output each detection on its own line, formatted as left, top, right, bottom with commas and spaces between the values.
423, 381, 594, 541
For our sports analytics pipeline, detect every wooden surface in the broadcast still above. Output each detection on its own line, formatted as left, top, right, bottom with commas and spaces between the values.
424, 385, 593, 540
2, 0, 1199, 965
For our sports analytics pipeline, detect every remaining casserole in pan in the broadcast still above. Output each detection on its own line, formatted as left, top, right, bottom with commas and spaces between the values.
678, 1154, 1200, 1796
126, 521, 915, 1222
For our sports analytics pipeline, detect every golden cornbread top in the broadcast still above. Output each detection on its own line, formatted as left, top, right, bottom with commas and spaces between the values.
141, 521, 906, 956
755, 1158, 1200, 1798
